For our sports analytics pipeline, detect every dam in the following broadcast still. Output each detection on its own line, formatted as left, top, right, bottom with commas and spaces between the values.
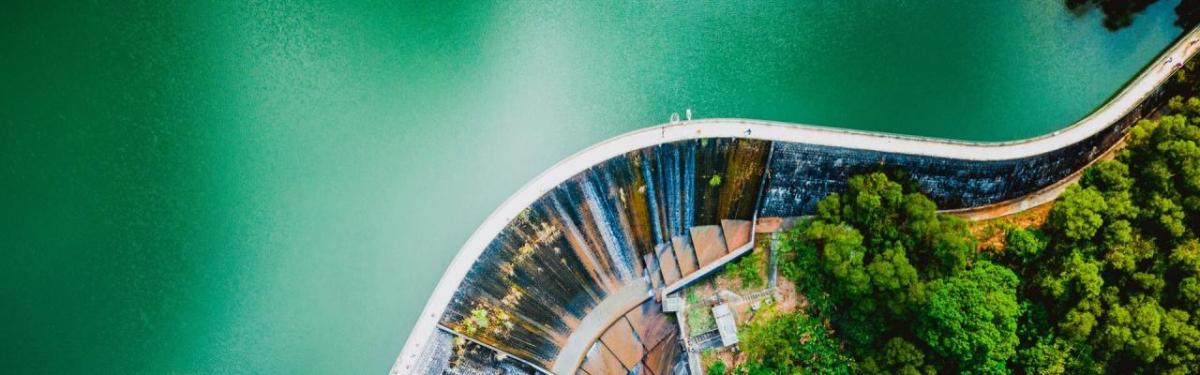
6, 1, 1200, 373
394, 26, 1200, 374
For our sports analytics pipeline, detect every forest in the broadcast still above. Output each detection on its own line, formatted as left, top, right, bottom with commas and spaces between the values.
721, 96, 1200, 374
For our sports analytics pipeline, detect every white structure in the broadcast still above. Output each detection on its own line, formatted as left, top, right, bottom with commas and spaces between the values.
663, 295, 683, 313
713, 304, 739, 347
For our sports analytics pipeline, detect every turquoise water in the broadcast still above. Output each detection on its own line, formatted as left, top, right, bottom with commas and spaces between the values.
0, 1, 1185, 373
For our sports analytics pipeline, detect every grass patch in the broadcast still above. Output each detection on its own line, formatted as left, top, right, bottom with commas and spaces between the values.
687, 304, 716, 336
723, 249, 765, 289
686, 289, 701, 304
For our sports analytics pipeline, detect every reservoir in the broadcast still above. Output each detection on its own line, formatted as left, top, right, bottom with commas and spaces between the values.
0, 1, 1186, 373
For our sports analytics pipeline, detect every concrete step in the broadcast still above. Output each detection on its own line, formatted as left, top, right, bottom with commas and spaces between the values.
643, 253, 661, 294
600, 317, 644, 371
689, 225, 728, 268
721, 219, 753, 251
671, 235, 699, 277
655, 243, 682, 286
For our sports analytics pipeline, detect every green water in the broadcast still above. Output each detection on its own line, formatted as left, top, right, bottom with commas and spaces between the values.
0, 1, 1185, 373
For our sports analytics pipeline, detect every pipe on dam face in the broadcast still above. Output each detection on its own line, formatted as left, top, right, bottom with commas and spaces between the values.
394, 26, 1200, 375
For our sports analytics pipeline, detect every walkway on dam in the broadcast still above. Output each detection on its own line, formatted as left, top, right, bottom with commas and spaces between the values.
552, 279, 650, 374
553, 220, 753, 373
394, 27, 1200, 375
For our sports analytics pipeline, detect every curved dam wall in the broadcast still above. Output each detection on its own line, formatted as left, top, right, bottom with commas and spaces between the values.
439, 139, 769, 370
760, 86, 1160, 215
396, 26, 1200, 375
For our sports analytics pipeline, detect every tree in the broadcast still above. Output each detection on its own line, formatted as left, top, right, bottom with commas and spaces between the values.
725, 249, 765, 289
737, 310, 852, 375
859, 337, 936, 375
777, 173, 979, 372
764, 105, 1200, 374
1006, 227, 1047, 264
1066, 0, 1200, 31
707, 361, 726, 375
1002, 103, 1200, 374
1066, 0, 1158, 30
1016, 335, 1071, 375
917, 261, 1020, 374
1046, 185, 1108, 242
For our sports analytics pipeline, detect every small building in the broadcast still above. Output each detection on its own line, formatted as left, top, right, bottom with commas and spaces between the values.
712, 304, 739, 346
663, 295, 683, 313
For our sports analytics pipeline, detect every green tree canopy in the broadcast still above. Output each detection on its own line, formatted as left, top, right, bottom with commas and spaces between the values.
737, 310, 851, 375
752, 99, 1200, 375
778, 173, 987, 373
917, 261, 1020, 374
1002, 101, 1200, 374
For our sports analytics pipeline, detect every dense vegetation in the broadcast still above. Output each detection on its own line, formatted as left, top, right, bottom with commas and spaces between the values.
995, 99, 1200, 374
728, 99, 1200, 374
738, 308, 851, 375
1067, 0, 1200, 30
725, 249, 765, 289
773, 172, 1015, 375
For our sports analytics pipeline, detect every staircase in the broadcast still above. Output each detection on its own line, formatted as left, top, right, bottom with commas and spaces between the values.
646, 219, 754, 295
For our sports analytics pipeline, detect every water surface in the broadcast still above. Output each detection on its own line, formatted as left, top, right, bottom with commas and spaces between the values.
0, 1, 1185, 373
